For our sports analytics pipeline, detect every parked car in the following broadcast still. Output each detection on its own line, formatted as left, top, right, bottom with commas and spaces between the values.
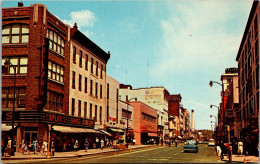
184, 140, 199, 153
208, 139, 215, 146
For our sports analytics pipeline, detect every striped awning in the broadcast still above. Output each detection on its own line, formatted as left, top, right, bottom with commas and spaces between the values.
53, 125, 101, 134
110, 128, 124, 133
100, 130, 112, 136
1, 124, 16, 131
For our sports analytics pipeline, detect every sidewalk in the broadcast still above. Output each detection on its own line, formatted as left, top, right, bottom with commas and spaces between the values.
1, 144, 154, 160
222, 154, 259, 163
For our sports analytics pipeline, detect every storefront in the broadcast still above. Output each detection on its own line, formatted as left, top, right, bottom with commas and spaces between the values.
2, 110, 97, 152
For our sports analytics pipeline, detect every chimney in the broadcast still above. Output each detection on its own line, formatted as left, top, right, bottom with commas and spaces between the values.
73, 23, 78, 29
191, 110, 195, 132
18, 2, 23, 7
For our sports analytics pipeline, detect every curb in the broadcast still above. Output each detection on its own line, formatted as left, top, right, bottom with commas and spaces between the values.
1, 145, 160, 160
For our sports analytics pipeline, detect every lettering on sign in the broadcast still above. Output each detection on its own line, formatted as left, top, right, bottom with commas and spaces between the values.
71, 117, 81, 125
6, 112, 13, 120
46, 113, 65, 123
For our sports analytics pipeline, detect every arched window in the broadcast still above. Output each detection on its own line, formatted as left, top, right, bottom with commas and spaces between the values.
2, 24, 29, 44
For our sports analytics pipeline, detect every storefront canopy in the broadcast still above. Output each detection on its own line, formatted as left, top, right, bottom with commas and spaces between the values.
148, 133, 158, 137
110, 128, 124, 133
53, 125, 101, 134
100, 130, 112, 136
1, 124, 16, 131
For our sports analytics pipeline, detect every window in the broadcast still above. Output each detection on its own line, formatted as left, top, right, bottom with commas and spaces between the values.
84, 102, 87, 118
72, 98, 75, 116
91, 58, 94, 73
45, 91, 63, 112
46, 29, 65, 55
122, 109, 131, 119
85, 77, 88, 93
2, 88, 26, 108
73, 47, 76, 64
107, 107, 109, 123
90, 80, 93, 95
79, 50, 82, 67
100, 106, 102, 124
90, 103, 92, 119
47, 61, 64, 83
96, 61, 98, 76
95, 105, 97, 122
79, 74, 82, 91
107, 84, 109, 99
101, 65, 103, 79
100, 85, 103, 98
85, 54, 88, 70
78, 100, 81, 117
2, 24, 29, 44
95, 82, 98, 98
72, 71, 76, 89
2, 57, 28, 75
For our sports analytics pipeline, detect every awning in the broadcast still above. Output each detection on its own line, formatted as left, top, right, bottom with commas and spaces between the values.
148, 133, 158, 137
1, 124, 16, 131
53, 125, 101, 134
100, 130, 112, 136
110, 128, 124, 133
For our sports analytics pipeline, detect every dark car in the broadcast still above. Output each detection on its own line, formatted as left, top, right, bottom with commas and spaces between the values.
184, 140, 199, 153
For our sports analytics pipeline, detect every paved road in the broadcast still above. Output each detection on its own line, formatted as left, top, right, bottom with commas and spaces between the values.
3, 144, 225, 163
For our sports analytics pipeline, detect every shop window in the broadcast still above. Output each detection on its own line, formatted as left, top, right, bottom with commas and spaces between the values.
2, 24, 29, 44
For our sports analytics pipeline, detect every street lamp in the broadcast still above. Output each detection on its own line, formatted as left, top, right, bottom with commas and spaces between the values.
210, 105, 219, 110
210, 115, 217, 127
4, 59, 16, 156
126, 97, 137, 148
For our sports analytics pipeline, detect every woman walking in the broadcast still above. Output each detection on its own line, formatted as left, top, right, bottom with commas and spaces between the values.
32, 137, 38, 154
84, 139, 89, 152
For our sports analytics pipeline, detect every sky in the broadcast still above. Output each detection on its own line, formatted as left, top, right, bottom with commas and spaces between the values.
2, 0, 254, 130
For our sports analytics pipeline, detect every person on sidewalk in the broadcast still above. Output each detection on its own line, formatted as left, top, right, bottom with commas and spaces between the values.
100, 138, 104, 150
42, 140, 48, 156
216, 144, 222, 160
74, 139, 79, 150
133, 138, 136, 146
32, 137, 38, 154
95, 137, 99, 149
84, 139, 89, 152
51, 138, 55, 156
238, 140, 243, 156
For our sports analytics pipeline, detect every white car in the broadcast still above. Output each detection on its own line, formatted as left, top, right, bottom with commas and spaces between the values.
208, 139, 215, 146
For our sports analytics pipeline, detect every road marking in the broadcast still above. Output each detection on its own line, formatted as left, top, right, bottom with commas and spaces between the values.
174, 153, 178, 156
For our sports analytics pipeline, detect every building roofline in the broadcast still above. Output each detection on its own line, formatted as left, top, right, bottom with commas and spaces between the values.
236, 1, 259, 61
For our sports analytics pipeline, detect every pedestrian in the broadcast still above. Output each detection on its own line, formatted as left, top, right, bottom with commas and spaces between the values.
51, 139, 55, 156
84, 139, 89, 152
74, 139, 79, 150
161, 139, 163, 146
43, 140, 48, 156
216, 144, 222, 160
95, 137, 99, 149
32, 137, 38, 154
175, 139, 178, 147
100, 138, 104, 150
133, 138, 136, 146
237, 140, 243, 156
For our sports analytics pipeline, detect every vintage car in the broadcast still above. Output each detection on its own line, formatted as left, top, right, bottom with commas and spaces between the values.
208, 139, 215, 146
184, 140, 199, 153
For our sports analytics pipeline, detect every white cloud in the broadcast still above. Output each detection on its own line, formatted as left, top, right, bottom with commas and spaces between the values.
62, 9, 96, 36
151, 1, 252, 77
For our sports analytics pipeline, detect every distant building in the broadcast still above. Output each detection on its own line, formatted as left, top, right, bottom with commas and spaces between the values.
119, 85, 169, 141
168, 94, 182, 137
130, 101, 157, 145
235, 1, 259, 155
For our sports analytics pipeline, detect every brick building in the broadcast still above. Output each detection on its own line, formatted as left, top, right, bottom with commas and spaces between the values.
235, 1, 259, 155
1, 3, 109, 152
168, 94, 182, 137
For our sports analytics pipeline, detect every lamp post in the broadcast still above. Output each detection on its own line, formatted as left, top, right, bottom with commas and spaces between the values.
4, 59, 16, 156
210, 105, 219, 110
210, 115, 217, 128
125, 97, 137, 148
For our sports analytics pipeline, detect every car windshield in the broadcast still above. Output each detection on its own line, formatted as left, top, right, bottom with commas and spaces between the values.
185, 140, 196, 145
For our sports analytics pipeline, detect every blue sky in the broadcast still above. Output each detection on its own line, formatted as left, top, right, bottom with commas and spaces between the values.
2, 0, 253, 130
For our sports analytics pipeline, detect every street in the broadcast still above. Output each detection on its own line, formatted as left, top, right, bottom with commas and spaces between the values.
2, 144, 224, 163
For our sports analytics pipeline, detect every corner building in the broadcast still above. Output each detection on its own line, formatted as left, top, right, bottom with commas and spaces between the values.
235, 1, 259, 155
